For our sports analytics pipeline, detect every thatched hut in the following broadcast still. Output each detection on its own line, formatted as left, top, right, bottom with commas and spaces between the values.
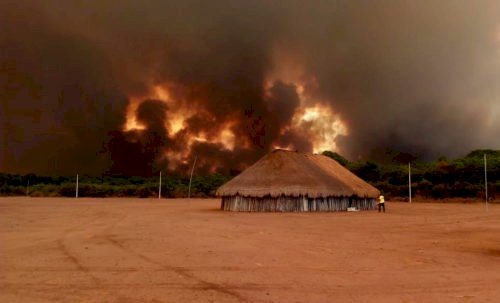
217, 149, 380, 212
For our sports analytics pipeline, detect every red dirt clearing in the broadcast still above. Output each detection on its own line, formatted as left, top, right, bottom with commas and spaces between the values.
1, 198, 499, 302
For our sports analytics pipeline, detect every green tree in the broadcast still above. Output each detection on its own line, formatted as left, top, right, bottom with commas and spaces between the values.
321, 151, 349, 166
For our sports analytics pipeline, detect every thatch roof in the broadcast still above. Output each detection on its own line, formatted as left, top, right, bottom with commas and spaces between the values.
217, 150, 380, 198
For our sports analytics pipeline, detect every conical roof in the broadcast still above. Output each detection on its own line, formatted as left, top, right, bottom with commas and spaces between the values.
217, 150, 380, 198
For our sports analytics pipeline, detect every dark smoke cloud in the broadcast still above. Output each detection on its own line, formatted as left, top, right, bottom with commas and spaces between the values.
0, 0, 128, 175
1, 1, 500, 175
289, 1, 500, 160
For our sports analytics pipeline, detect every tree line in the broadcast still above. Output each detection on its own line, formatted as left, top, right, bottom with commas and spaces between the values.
0, 149, 498, 199
0, 173, 230, 198
322, 149, 499, 200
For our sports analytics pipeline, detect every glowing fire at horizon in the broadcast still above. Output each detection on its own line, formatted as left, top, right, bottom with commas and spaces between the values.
123, 50, 348, 170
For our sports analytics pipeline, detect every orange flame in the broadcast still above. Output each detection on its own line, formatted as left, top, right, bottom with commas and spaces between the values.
124, 97, 146, 131
292, 104, 347, 153
124, 84, 189, 132
266, 47, 348, 153
124, 83, 237, 170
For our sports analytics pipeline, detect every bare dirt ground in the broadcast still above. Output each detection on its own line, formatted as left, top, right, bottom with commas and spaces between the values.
1, 198, 499, 303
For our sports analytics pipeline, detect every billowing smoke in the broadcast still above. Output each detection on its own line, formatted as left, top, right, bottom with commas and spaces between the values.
1, 1, 500, 175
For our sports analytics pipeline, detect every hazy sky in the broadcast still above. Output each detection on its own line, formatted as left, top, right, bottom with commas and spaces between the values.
1, 1, 500, 175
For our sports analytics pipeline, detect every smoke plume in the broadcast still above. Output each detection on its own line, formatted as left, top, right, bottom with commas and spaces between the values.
1, 0, 500, 175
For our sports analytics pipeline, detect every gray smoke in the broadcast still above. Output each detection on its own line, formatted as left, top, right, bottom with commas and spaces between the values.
1, 0, 500, 175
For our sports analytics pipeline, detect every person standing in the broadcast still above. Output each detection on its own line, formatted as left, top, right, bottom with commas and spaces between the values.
378, 195, 385, 212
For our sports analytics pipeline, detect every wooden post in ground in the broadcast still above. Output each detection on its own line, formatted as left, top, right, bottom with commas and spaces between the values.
408, 162, 412, 203
188, 156, 197, 199
158, 171, 162, 199
484, 154, 488, 211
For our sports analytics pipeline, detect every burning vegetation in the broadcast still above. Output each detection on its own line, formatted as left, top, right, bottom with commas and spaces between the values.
119, 58, 348, 174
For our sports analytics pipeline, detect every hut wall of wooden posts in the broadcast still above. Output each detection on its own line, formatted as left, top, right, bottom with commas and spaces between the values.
221, 195, 376, 212
217, 150, 380, 212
